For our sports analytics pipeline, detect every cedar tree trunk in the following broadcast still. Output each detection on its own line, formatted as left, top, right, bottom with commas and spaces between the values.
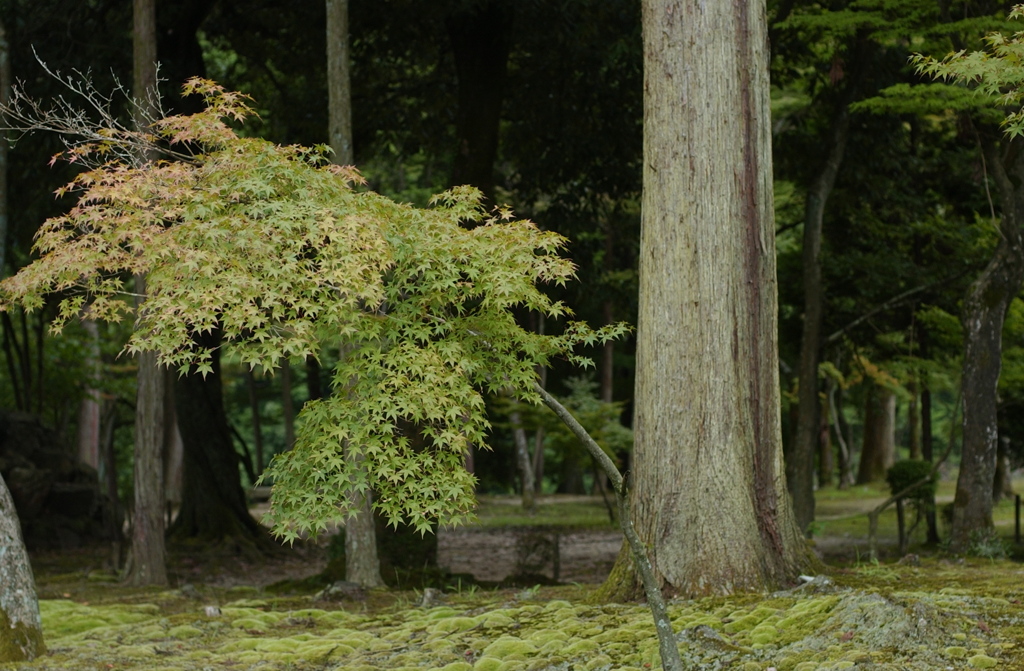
604, 0, 810, 599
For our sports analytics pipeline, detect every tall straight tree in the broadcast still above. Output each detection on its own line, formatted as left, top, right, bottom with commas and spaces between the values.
607, 0, 810, 597
327, 0, 382, 588
127, 0, 168, 587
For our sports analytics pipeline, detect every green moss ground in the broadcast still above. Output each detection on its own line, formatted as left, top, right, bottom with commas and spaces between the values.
3, 557, 1024, 670
9, 481, 1024, 670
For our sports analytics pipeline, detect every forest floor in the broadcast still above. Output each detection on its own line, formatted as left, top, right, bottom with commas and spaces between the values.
7, 479, 1024, 671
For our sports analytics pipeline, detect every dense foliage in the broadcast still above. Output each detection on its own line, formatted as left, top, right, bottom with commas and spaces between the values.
0, 80, 626, 538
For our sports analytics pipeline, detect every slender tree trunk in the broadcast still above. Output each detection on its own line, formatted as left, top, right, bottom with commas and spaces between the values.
510, 410, 536, 511
829, 380, 853, 488
328, 0, 381, 586
908, 379, 921, 459
280, 360, 295, 449
246, 369, 265, 473
789, 105, 850, 532
604, 0, 811, 600
126, 0, 168, 586
446, 1, 513, 203
76, 319, 102, 470
856, 384, 896, 484
921, 374, 939, 542
817, 399, 833, 488
0, 473, 44, 662
951, 141, 1024, 552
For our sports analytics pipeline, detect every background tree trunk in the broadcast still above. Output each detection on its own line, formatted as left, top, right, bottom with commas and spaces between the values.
446, 1, 513, 203
951, 141, 1024, 552
127, 0, 167, 586
604, 0, 810, 599
75, 319, 102, 471
789, 105, 850, 532
170, 329, 268, 550
0, 472, 44, 662
856, 384, 896, 484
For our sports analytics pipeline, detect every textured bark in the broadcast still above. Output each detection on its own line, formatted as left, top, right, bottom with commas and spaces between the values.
608, 0, 810, 599
856, 385, 896, 485
510, 410, 536, 511
789, 106, 850, 532
327, 0, 353, 166
170, 330, 267, 549
950, 142, 1024, 552
327, 0, 381, 584
127, 0, 168, 587
76, 319, 102, 470
446, 1, 513, 202
129, 346, 168, 585
344, 460, 383, 588
0, 473, 44, 662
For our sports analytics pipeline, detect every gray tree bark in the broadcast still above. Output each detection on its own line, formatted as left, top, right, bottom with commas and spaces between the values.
950, 140, 1024, 551
605, 0, 811, 599
0, 475, 44, 661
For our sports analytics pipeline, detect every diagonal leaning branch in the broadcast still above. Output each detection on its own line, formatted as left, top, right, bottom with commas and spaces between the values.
534, 382, 683, 671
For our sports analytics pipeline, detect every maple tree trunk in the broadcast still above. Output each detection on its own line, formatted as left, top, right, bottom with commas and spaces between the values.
447, 1, 513, 202
0, 472, 44, 662
602, 0, 810, 600
951, 142, 1024, 552
856, 384, 896, 485
789, 105, 849, 532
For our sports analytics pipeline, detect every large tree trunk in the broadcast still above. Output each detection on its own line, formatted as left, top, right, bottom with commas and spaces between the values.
446, 1, 513, 203
951, 141, 1024, 551
604, 0, 810, 599
856, 384, 896, 484
0, 473, 43, 662
170, 329, 267, 550
788, 105, 850, 532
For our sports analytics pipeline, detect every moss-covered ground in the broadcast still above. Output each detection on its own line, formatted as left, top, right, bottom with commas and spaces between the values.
6, 482, 1024, 671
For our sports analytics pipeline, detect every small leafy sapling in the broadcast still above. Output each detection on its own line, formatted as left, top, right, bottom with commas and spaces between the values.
0, 78, 629, 542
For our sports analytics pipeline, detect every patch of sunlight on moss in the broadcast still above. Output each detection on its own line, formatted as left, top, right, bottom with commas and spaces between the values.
968, 653, 999, 668
472, 656, 505, 671
430, 616, 478, 635
230, 617, 268, 632
166, 624, 203, 639
526, 629, 567, 646
40, 600, 160, 640
480, 613, 515, 628
439, 663, 473, 671
481, 635, 537, 659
